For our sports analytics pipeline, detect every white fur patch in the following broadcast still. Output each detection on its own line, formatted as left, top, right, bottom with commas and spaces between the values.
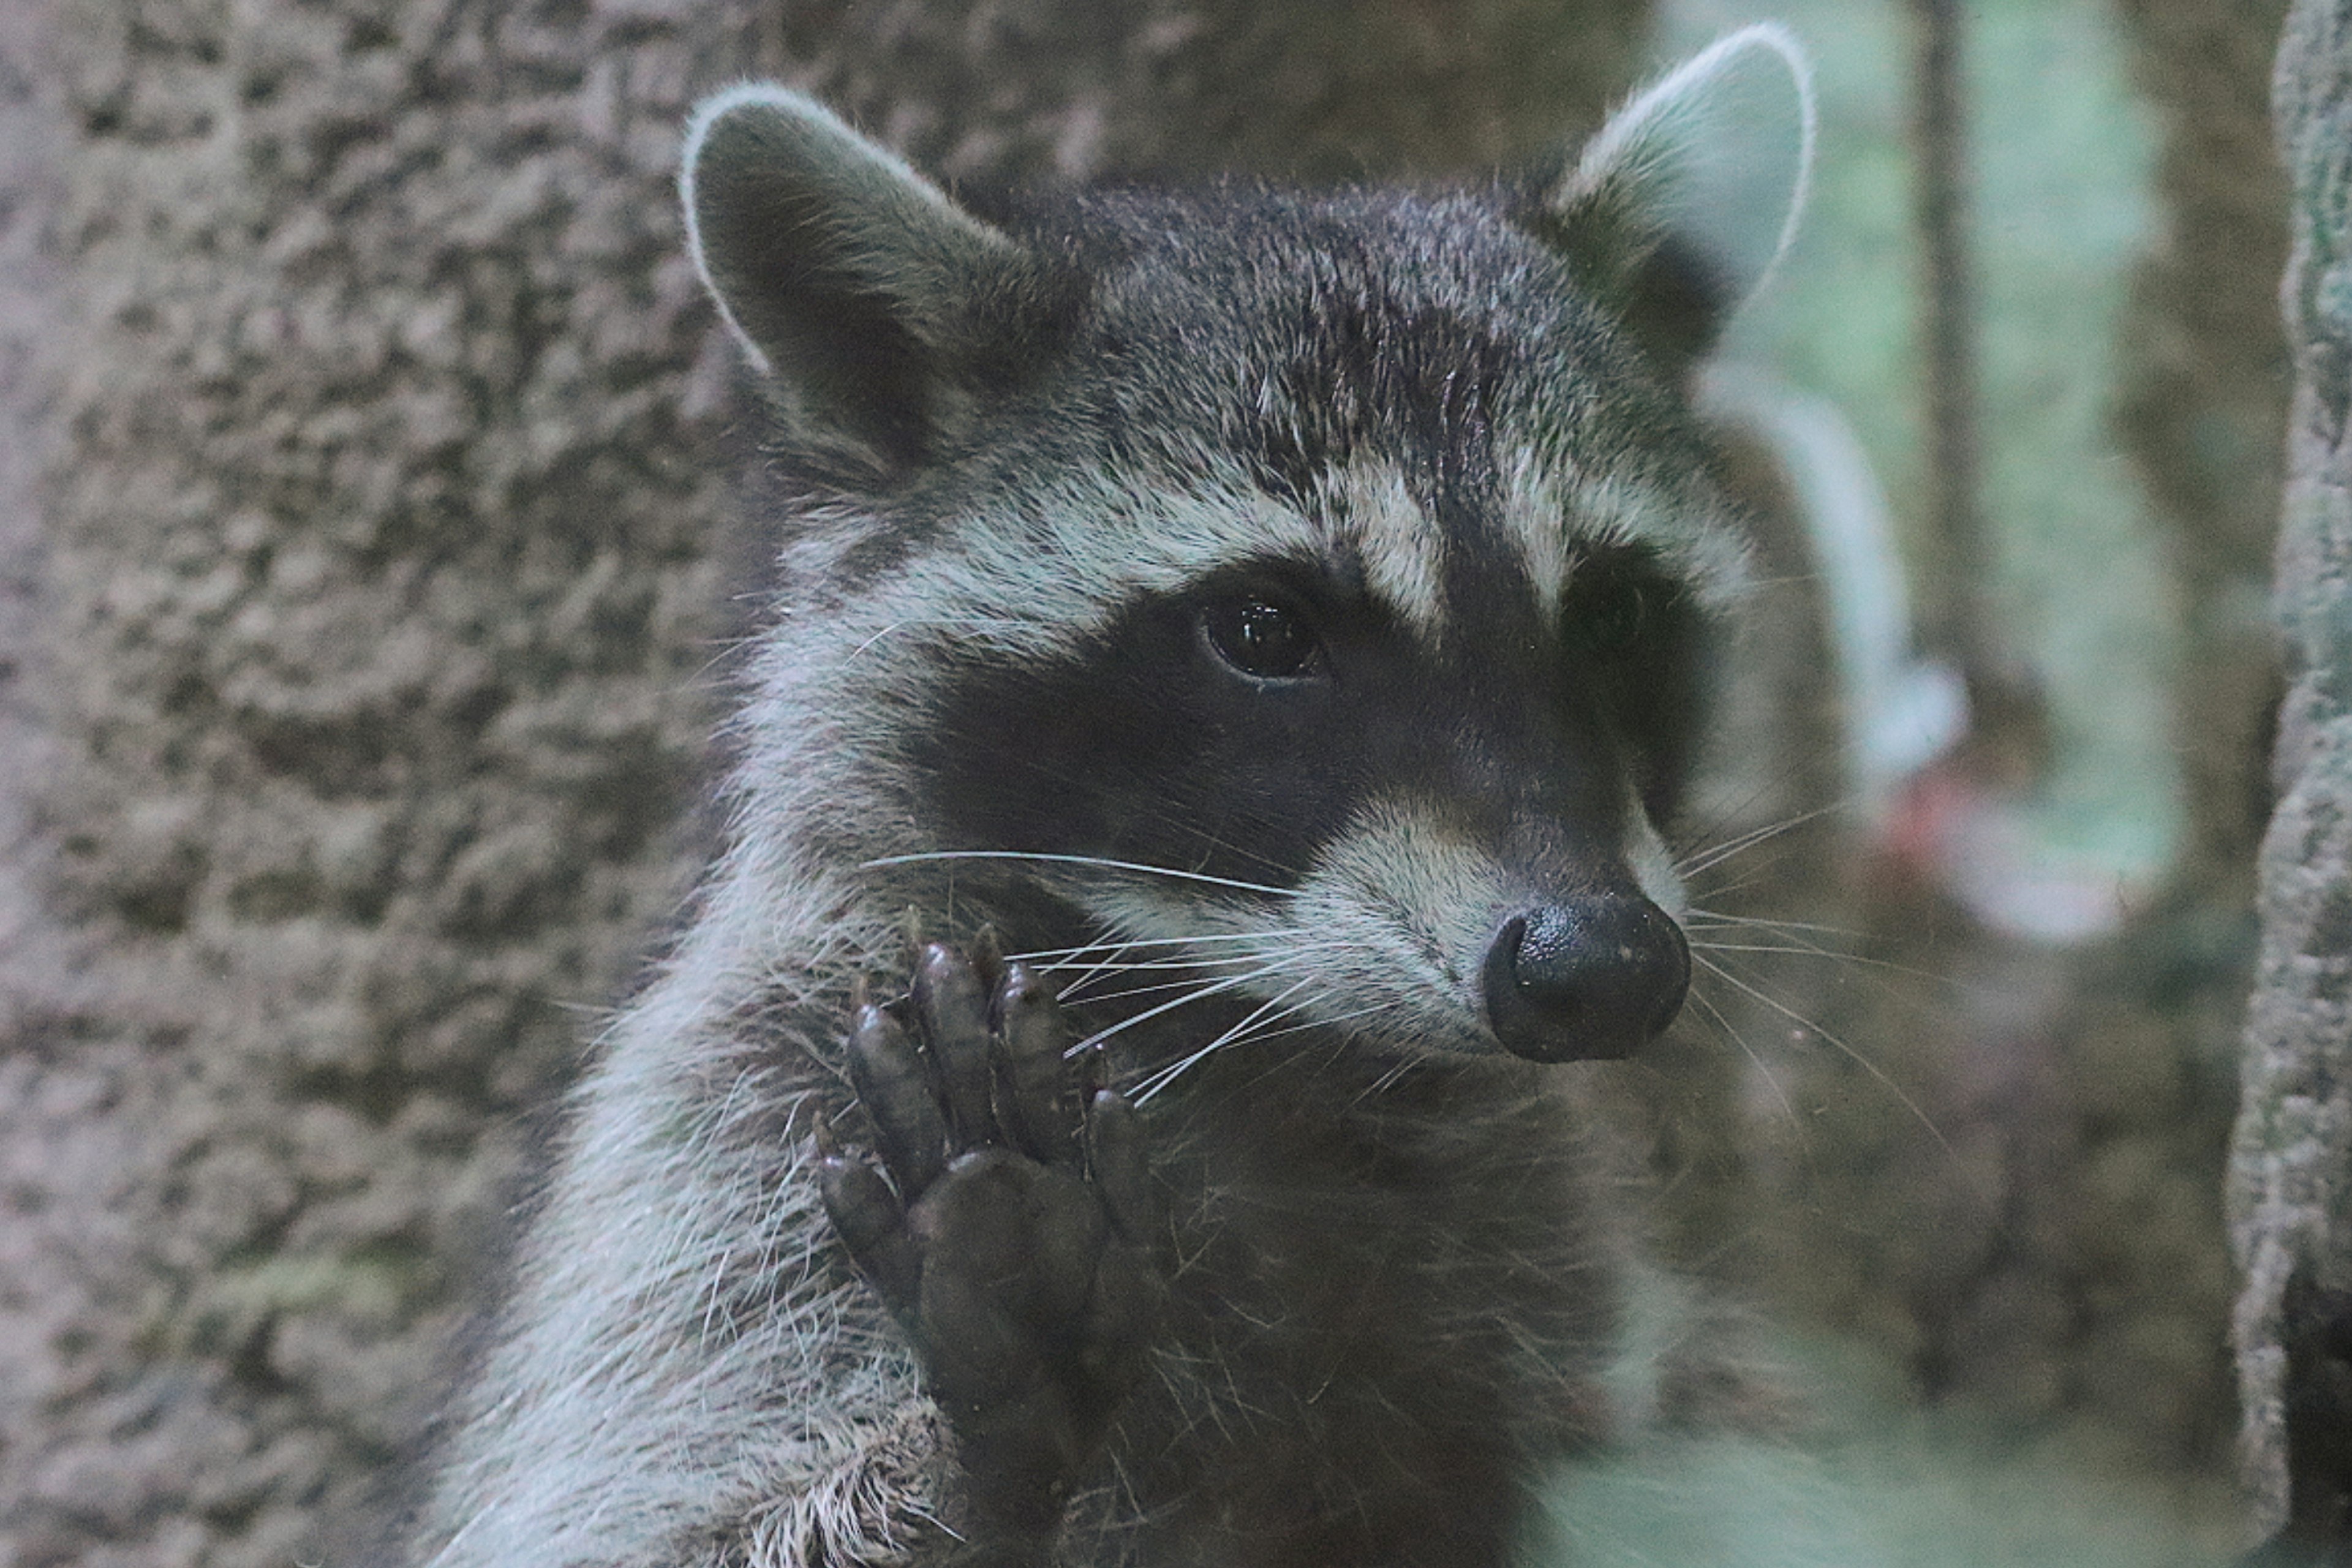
1037, 797, 1511, 1059
1624, 813, 1688, 921
1499, 443, 1751, 629
1559, 22, 1817, 313
1325, 461, 1448, 641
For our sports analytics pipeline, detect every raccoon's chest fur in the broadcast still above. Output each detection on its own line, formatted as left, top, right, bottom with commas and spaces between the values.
1088, 1050, 1620, 1566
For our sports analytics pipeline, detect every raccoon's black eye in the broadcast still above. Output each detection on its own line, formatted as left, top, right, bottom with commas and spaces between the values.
1200, 596, 1320, 680
1569, 580, 1652, 657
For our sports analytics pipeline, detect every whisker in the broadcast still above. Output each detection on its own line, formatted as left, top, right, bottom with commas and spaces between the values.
1229, 997, 1395, 1049
1024, 929, 1332, 1006
1694, 940, 1946, 987
864, 850, 1299, 900
1689, 940, 1858, 956
1365, 1047, 1433, 1096
1131, 977, 1324, 1104
1225, 1000, 1404, 1098
1679, 862, 1798, 905
1063, 958, 1308, 1060
1054, 935, 1142, 1003
1685, 913, 1956, 989
1673, 801, 1850, 883
1683, 908, 1867, 940
1671, 752, 1865, 872
1690, 951, 1950, 1155
1006, 929, 1316, 963
1066, 973, 1245, 1008
1150, 989, 1420, 1101
835, 615, 1057, 664
1160, 824, 1310, 887
1683, 987, 1802, 1131
1056, 944, 1344, 984
1061, 948, 1343, 1009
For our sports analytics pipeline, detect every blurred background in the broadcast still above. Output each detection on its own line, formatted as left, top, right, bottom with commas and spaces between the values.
0, 1, 2293, 1564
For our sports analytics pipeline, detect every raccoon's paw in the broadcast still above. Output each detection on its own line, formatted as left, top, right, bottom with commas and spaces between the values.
820, 941, 1161, 1551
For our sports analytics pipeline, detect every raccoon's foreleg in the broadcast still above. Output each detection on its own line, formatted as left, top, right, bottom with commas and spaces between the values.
819, 944, 1162, 1566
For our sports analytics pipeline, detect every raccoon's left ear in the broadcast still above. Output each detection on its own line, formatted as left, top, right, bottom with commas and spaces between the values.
681, 85, 1080, 475
1518, 24, 1815, 372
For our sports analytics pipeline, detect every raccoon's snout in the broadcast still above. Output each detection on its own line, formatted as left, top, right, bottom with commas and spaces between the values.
1480, 895, 1691, 1061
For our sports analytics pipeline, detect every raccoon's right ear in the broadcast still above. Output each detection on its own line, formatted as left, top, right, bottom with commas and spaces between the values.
1518, 24, 1815, 373
681, 85, 1079, 473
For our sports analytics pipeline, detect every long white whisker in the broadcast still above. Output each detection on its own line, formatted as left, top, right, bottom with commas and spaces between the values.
1686, 913, 1955, 988
1683, 987, 1801, 1130
1055, 944, 1346, 982
1055, 935, 1143, 1003
1131, 977, 1324, 1104
1692, 937, 1931, 982
1005, 928, 1158, 1003
1675, 802, 1846, 881
1225, 997, 1395, 1048
1027, 931, 1334, 1008
1683, 908, 1867, 940
1007, 929, 1316, 963
1064, 959, 1304, 1059
1142, 995, 1400, 1106
1068, 973, 1246, 1008
836, 615, 1056, 665
1061, 949, 1340, 1009
1689, 940, 1854, 956
1691, 951, 1949, 1155
1684, 865, 1799, 905
864, 851, 1298, 900
1060, 962, 1328, 1008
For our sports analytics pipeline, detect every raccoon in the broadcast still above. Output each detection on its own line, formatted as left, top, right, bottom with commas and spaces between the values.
412, 26, 1813, 1568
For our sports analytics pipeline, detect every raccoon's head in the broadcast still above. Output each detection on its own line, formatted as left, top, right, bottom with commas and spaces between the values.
683, 31, 1811, 1068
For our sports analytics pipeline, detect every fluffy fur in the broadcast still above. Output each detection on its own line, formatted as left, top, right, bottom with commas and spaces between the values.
412, 29, 1812, 1568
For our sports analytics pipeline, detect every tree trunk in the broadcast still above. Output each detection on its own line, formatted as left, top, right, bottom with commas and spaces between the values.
2231, 0, 2352, 1542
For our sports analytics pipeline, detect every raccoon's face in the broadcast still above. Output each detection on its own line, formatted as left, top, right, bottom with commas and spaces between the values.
910, 518, 1708, 1066
683, 58, 1803, 1065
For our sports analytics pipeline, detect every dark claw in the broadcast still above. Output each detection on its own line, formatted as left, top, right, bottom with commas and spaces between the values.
1085, 1090, 1157, 1245
993, 963, 1079, 1167
820, 1153, 920, 1313
1076, 1041, 1106, 1102
916, 943, 1000, 1148
969, 924, 1006, 993
848, 1000, 948, 1197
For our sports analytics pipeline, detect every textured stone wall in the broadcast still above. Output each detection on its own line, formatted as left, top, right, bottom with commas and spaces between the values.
5, 5, 766, 1562
2232, 0, 2352, 1539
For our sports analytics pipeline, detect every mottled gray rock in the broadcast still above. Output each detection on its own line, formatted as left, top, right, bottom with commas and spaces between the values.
2231, 0, 2352, 1539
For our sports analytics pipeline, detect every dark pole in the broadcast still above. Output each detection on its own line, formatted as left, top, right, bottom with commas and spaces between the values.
1909, 0, 2045, 772
1910, 0, 1987, 676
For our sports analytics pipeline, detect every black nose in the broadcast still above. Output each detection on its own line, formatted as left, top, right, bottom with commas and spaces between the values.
1480, 894, 1691, 1061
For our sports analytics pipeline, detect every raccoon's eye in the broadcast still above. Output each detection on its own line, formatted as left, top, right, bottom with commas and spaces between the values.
1200, 595, 1320, 680
1569, 580, 1651, 657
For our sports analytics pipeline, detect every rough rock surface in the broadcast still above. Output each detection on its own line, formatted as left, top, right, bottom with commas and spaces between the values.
2231, 0, 2352, 1539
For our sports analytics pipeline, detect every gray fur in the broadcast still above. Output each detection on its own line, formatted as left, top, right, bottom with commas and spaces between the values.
413, 32, 1809, 1568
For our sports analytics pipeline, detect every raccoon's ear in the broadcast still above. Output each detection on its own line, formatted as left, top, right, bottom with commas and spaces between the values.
680, 84, 1077, 472
1519, 24, 1815, 371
